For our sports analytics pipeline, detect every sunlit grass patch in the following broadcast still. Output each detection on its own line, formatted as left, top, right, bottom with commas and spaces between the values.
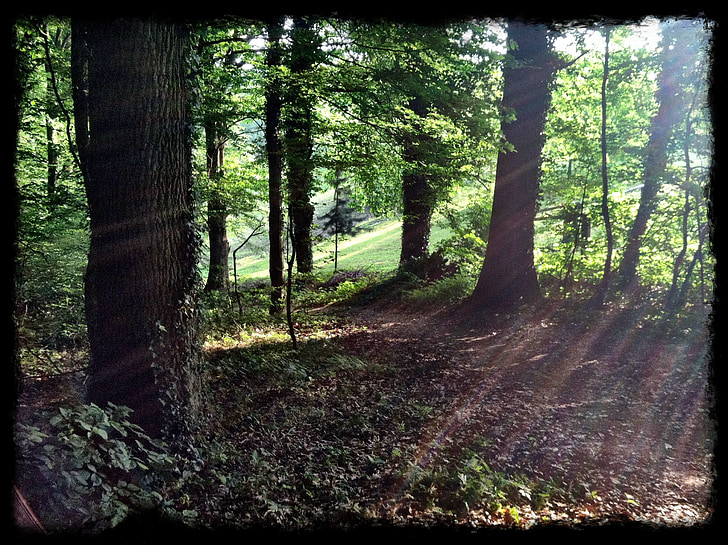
402, 274, 477, 307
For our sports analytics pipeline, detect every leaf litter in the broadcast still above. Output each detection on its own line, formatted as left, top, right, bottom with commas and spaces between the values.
15, 293, 716, 534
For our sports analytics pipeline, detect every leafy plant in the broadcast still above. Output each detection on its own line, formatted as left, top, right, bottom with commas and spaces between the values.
15, 402, 194, 532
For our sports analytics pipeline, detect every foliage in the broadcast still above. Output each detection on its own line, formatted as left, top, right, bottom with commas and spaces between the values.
403, 274, 476, 308
12, 16, 715, 533
315, 20, 503, 216
295, 269, 381, 308
402, 449, 568, 517
14, 16, 89, 350
538, 22, 712, 298
15, 402, 198, 532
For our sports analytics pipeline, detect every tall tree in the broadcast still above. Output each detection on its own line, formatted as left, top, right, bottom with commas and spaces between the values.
594, 26, 615, 302
470, 22, 557, 312
283, 16, 322, 274
190, 23, 262, 293
265, 17, 286, 312
399, 94, 437, 268
74, 19, 202, 439
203, 121, 229, 292
339, 22, 500, 273
616, 20, 696, 292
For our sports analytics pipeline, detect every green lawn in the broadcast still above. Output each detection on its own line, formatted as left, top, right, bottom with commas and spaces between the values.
227, 215, 456, 283
201, 185, 485, 285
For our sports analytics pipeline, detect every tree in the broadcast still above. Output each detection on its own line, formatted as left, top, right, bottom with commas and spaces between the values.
190, 22, 264, 294
616, 19, 697, 292
538, 25, 658, 291
265, 17, 286, 312
283, 16, 322, 274
399, 94, 438, 268
13, 17, 89, 352
470, 22, 558, 312
594, 26, 615, 302
203, 120, 229, 292
319, 171, 366, 271
333, 21, 501, 273
74, 19, 202, 439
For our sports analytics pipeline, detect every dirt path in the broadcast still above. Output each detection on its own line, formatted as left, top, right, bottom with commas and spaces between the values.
342, 298, 715, 526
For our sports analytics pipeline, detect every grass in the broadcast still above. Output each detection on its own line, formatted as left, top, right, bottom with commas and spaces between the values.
197, 185, 465, 283
226, 214, 456, 282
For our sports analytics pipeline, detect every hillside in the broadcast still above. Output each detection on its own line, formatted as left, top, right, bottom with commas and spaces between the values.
15, 274, 716, 535
207, 187, 469, 282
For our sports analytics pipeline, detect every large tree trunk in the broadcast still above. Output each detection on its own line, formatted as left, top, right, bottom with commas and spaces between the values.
79, 19, 201, 440
203, 122, 229, 293
400, 171, 435, 269
266, 18, 285, 312
470, 22, 555, 312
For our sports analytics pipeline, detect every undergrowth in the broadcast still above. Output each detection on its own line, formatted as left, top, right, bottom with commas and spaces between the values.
188, 275, 591, 530
19, 267, 703, 532
15, 402, 199, 533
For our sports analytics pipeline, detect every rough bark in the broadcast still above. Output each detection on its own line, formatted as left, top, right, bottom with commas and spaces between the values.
400, 171, 435, 269
284, 17, 318, 274
79, 19, 201, 439
399, 95, 436, 271
470, 22, 556, 312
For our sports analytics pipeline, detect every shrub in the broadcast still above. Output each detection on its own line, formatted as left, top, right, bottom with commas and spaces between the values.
15, 402, 195, 532
432, 232, 487, 278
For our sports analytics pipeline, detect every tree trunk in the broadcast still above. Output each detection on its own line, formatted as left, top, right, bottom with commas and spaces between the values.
289, 177, 315, 273
470, 22, 555, 312
78, 19, 201, 440
284, 17, 318, 275
266, 18, 285, 312
666, 90, 699, 311
594, 27, 614, 303
616, 21, 691, 292
41, 24, 61, 203
203, 122, 229, 293
71, 21, 89, 180
400, 171, 435, 269
399, 95, 436, 272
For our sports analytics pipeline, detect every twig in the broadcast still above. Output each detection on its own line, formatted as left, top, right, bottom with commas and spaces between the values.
232, 219, 265, 312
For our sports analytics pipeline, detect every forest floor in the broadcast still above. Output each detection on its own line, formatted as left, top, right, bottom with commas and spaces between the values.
343, 294, 715, 526
190, 285, 716, 534
14, 282, 718, 536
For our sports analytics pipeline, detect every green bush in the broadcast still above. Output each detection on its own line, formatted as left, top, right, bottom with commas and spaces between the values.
15, 228, 89, 350
432, 232, 487, 277
15, 402, 195, 532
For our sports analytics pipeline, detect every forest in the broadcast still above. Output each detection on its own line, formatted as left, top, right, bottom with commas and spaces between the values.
9, 12, 719, 539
